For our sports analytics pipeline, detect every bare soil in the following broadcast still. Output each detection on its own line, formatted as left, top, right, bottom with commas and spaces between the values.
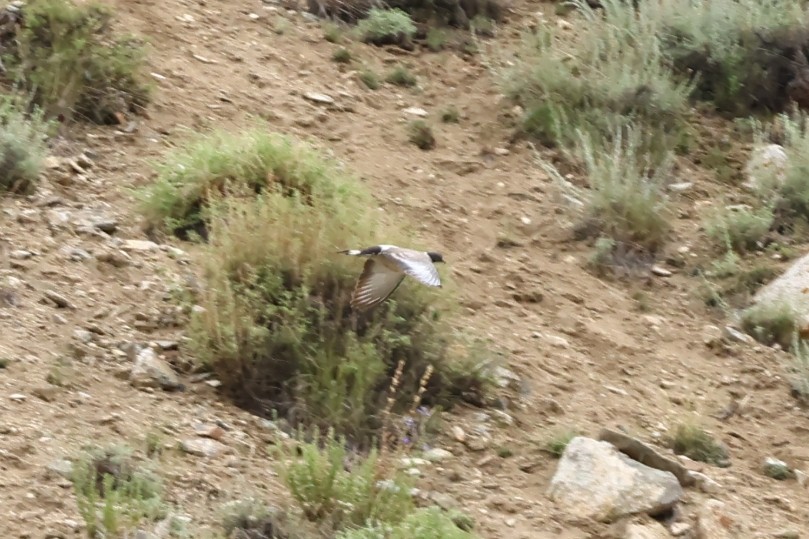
1, 0, 808, 537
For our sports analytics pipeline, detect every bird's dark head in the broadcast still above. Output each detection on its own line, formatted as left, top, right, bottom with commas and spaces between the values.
427, 251, 445, 263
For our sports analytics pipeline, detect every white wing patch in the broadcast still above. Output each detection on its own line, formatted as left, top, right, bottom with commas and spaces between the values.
351, 258, 407, 311
385, 250, 442, 288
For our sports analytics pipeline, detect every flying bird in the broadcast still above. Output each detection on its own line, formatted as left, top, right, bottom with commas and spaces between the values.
339, 244, 445, 311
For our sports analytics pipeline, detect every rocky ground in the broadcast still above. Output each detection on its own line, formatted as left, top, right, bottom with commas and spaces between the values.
1, 0, 809, 537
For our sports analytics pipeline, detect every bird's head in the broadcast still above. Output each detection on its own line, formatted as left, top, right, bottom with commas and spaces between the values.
427, 252, 445, 264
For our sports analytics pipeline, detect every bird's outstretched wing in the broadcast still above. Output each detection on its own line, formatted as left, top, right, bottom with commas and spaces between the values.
385, 249, 442, 287
350, 258, 407, 311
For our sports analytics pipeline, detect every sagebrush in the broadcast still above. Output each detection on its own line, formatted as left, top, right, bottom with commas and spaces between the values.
141, 127, 492, 444
2, 0, 150, 123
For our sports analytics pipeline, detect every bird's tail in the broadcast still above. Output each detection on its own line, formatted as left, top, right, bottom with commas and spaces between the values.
337, 249, 362, 256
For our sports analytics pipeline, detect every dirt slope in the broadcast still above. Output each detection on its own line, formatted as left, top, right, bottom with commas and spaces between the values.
1, 0, 808, 537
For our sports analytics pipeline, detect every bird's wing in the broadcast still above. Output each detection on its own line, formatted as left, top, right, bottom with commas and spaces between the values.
350, 257, 407, 311
384, 249, 442, 287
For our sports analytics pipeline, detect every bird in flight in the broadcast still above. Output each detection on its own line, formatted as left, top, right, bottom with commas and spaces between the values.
339, 244, 445, 311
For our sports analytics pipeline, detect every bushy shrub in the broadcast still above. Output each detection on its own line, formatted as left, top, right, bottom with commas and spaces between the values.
141, 127, 492, 443
2, 0, 150, 124
0, 94, 51, 194
355, 8, 415, 48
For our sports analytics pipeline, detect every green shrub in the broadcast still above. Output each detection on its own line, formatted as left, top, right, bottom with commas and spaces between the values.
71, 445, 167, 537
142, 127, 492, 442
332, 47, 352, 63
385, 65, 417, 87
0, 94, 51, 194
337, 507, 477, 539
740, 300, 799, 349
4, 0, 150, 124
408, 120, 436, 150
355, 8, 415, 47
704, 203, 774, 253
359, 69, 380, 90
277, 427, 414, 530
659, 0, 809, 115
538, 124, 672, 267
503, 0, 693, 154
670, 421, 730, 466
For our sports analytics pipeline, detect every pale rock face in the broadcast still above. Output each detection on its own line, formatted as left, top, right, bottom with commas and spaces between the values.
748, 249, 809, 334
743, 143, 788, 192
547, 437, 683, 522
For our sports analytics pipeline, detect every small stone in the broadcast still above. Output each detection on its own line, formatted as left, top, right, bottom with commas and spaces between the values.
130, 346, 184, 391
773, 530, 800, 539
46, 459, 74, 479
93, 219, 118, 234
122, 239, 160, 252
723, 326, 754, 344
688, 471, 722, 494
668, 182, 693, 192
651, 265, 672, 277
451, 426, 465, 442
423, 448, 453, 462
73, 329, 94, 343
763, 457, 793, 480
494, 147, 510, 156
32, 386, 58, 402
9, 250, 33, 259
193, 423, 225, 441
303, 91, 334, 104
403, 106, 428, 117
669, 522, 691, 536
180, 438, 228, 458
795, 469, 807, 488
43, 290, 74, 309
9, 393, 26, 401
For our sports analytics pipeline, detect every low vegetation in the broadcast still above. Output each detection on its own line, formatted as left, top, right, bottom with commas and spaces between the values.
355, 8, 415, 48
275, 427, 476, 538
140, 126, 492, 445
408, 120, 436, 150
1, 0, 151, 124
538, 125, 672, 270
0, 94, 51, 194
740, 300, 799, 349
71, 444, 169, 537
543, 428, 579, 458
670, 421, 730, 466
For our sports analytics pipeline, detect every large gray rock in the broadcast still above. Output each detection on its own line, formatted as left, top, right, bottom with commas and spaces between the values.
547, 437, 683, 522
744, 143, 788, 192
749, 250, 809, 329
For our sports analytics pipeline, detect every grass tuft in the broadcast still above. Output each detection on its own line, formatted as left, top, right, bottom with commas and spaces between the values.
0, 93, 52, 195
3, 0, 151, 124
538, 124, 672, 270
740, 300, 799, 349
355, 8, 415, 48
385, 65, 417, 88
71, 444, 167, 537
670, 421, 730, 466
408, 120, 436, 150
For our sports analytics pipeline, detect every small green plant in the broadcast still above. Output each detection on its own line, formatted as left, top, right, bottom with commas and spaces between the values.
408, 120, 436, 150
426, 27, 447, 51
359, 69, 380, 90
337, 506, 477, 539
71, 445, 167, 537
539, 124, 672, 269
5, 0, 151, 124
322, 21, 344, 43
440, 105, 460, 123
790, 337, 809, 404
386, 65, 417, 87
277, 427, 414, 530
704, 203, 774, 253
740, 300, 799, 349
670, 422, 729, 466
0, 93, 51, 194
543, 429, 578, 458
332, 47, 352, 64
470, 14, 495, 36
0, 357, 9, 369
355, 8, 416, 47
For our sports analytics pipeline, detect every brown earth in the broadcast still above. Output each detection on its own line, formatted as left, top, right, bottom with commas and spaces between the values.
1, 0, 808, 537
